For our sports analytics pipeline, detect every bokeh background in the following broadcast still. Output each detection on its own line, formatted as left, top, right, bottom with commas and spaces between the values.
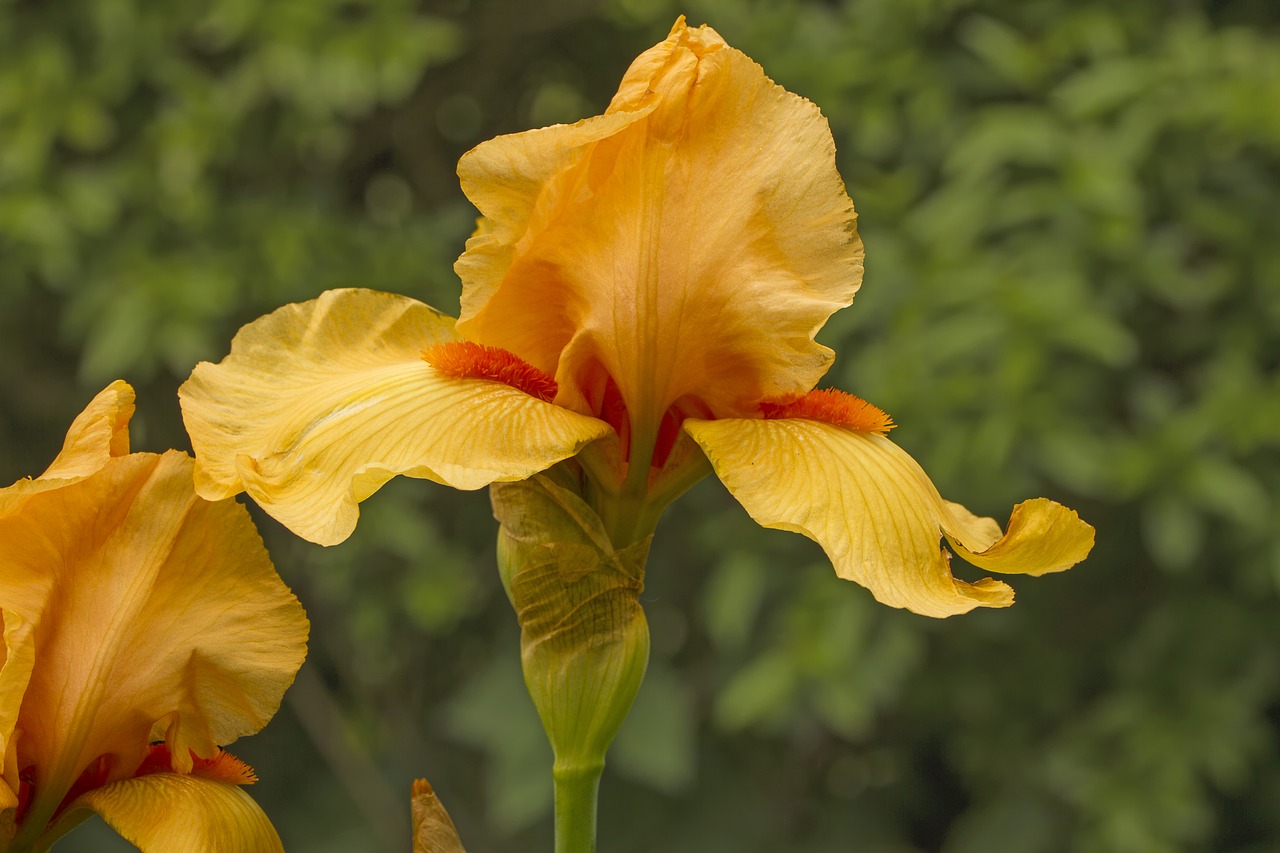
3, 0, 1278, 850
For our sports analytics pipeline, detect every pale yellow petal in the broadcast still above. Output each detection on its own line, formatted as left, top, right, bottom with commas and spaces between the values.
180, 288, 611, 545
0, 381, 135, 516
73, 772, 283, 853
0, 451, 307, 808
685, 418, 1093, 618
411, 778, 466, 853
455, 18, 861, 439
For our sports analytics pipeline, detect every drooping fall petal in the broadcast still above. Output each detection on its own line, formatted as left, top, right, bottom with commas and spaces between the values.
180, 288, 611, 545
455, 17, 862, 439
684, 417, 1094, 618
73, 771, 283, 853
0, 449, 308, 816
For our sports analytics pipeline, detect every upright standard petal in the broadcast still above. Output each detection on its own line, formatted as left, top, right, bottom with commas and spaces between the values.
180, 288, 611, 545
0, 449, 308, 824
456, 17, 862, 438
0, 612, 34, 811
1, 381, 137, 810
0, 380, 134, 517
685, 417, 1094, 618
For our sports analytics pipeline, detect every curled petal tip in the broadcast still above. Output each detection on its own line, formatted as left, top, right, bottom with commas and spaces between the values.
946, 497, 1096, 577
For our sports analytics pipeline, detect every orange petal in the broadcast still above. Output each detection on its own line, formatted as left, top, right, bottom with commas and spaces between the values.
455, 17, 862, 442
0, 612, 35, 809
1, 384, 136, 802
0, 381, 134, 517
0, 451, 308, 817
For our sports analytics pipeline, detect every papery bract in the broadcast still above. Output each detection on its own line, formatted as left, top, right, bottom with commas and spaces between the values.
410, 778, 465, 853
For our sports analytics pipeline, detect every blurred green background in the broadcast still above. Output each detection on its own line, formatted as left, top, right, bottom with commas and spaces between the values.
3, 0, 1278, 850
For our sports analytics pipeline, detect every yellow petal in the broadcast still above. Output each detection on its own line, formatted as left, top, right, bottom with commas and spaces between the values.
180, 288, 611, 545
946, 497, 1096, 576
455, 17, 862, 440
0, 381, 135, 516
0, 451, 307, 810
684, 418, 1094, 618
71, 771, 283, 853
411, 778, 465, 853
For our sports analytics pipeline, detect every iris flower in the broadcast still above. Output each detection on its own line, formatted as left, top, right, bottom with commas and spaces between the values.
180, 18, 1092, 618
0, 382, 308, 853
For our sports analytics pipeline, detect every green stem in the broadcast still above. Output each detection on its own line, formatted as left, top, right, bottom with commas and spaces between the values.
553, 761, 603, 853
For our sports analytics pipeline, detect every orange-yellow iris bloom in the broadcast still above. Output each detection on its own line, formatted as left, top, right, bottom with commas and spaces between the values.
0, 382, 308, 852
180, 18, 1093, 618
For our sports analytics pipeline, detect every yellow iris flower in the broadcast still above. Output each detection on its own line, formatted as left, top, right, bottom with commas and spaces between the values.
180, 18, 1092, 619
0, 382, 308, 853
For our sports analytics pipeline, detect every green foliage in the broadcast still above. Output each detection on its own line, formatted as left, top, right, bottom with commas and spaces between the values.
3, 0, 1277, 851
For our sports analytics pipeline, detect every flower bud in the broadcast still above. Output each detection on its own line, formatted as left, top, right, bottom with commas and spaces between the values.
490, 467, 650, 780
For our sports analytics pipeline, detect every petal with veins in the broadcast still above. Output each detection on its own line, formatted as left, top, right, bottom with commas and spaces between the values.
685, 417, 1094, 618
73, 771, 282, 853
0, 451, 308, 803
180, 288, 611, 545
456, 18, 862, 437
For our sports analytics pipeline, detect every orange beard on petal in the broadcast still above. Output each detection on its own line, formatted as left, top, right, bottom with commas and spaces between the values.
423, 342, 559, 403
133, 744, 258, 786
760, 388, 895, 436
25, 742, 261, 826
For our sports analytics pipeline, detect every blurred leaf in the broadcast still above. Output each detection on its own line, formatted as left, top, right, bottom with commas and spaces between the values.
1141, 496, 1204, 573
702, 550, 769, 651
444, 652, 553, 832
611, 663, 697, 793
